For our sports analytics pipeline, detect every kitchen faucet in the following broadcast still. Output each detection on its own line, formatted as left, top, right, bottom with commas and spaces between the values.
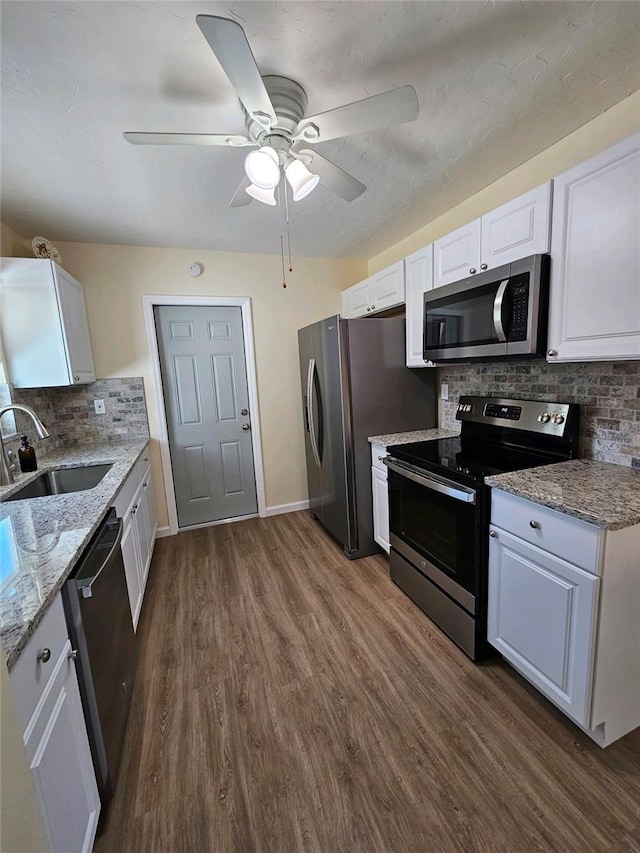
0, 405, 50, 486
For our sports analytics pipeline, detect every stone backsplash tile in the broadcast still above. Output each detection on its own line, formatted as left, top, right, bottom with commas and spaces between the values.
5, 378, 149, 461
438, 360, 640, 467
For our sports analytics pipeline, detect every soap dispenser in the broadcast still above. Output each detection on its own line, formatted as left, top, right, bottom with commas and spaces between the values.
18, 435, 37, 473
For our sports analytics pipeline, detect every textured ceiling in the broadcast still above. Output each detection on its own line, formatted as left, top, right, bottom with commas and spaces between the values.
1, 1, 639, 259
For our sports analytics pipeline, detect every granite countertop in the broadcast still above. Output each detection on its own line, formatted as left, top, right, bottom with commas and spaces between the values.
0, 438, 149, 670
486, 459, 640, 531
368, 427, 460, 447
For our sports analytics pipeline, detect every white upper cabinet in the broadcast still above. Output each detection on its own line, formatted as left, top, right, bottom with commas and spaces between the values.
342, 278, 371, 318
433, 182, 552, 288
0, 258, 96, 387
404, 244, 435, 367
433, 219, 482, 288
341, 261, 405, 318
548, 133, 640, 362
481, 182, 552, 269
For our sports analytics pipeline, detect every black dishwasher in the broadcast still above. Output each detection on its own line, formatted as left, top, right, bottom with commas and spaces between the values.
62, 508, 137, 812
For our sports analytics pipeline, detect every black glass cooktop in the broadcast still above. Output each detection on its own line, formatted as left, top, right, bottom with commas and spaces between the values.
389, 437, 563, 483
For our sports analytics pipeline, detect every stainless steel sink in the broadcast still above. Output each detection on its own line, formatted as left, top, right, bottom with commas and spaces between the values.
3, 464, 113, 501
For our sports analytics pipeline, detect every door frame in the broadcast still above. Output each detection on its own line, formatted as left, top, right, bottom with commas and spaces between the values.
142, 294, 267, 535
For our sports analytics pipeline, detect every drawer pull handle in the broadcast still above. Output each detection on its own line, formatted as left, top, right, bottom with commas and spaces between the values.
489, 531, 498, 538
37, 648, 51, 663
529, 520, 541, 529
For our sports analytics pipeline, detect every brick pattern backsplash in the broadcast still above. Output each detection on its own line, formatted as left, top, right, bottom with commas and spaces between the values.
4, 378, 149, 460
438, 360, 640, 468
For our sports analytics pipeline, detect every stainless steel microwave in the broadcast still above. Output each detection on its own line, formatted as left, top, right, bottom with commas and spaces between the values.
423, 254, 550, 362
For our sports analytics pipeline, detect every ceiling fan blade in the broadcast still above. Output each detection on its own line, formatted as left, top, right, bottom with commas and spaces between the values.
295, 85, 419, 144
229, 176, 253, 207
123, 132, 255, 146
297, 149, 366, 202
196, 15, 276, 128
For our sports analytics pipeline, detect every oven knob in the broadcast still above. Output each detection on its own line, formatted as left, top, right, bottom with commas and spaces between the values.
538, 412, 551, 423
552, 413, 565, 424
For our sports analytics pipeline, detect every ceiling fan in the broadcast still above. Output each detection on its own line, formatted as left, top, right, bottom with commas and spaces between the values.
123, 15, 419, 207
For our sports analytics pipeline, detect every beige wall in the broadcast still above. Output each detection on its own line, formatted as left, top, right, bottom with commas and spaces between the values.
0, 220, 30, 258
0, 661, 47, 853
369, 89, 640, 273
52, 243, 366, 528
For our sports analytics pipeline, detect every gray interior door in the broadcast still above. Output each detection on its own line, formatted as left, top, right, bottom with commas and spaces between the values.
155, 305, 258, 527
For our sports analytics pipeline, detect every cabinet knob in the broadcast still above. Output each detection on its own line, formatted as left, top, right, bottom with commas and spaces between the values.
469, 268, 477, 275
489, 531, 498, 538
529, 520, 541, 529
371, 305, 376, 310
143, 482, 148, 488
37, 648, 51, 663
366, 307, 371, 312
377, 455, 384, 461
132, 504, 138, 514
74, 375, 80, 382
480, 263, 488, 271
143, 457, 149, 463
547, 349, 558, 357
68, 649, 78, 661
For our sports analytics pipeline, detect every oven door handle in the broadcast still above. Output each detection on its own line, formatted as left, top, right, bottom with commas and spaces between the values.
493, 278, 509, 343
383, 457, 477, 504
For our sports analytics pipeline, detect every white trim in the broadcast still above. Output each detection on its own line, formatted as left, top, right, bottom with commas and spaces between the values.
265, 500, 310, 517
178, 513, 259, 532
155, 526, 172, 539
142, 294, 267, 536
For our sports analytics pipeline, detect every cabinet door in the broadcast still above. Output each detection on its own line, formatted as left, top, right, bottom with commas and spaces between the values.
370, 261, 405, 312
433, 219, 481, 288
135, 483, 151, 587
548, 133, 640, 362
143, 468, 157, 556
341, 279, 371, 318
23, 642, 100, 853
121, 512, 143, 631
372, 467, 390, 554
404, 245, 434, 367
54, 267, 96, 384
480, 181, 552, 269
488, 528, 599, 726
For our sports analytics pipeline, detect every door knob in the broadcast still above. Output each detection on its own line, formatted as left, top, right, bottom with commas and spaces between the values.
242, 423, 251, 431
240, 408, 248, 416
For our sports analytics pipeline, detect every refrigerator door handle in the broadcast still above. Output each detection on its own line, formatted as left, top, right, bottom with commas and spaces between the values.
307, 358, 322, 468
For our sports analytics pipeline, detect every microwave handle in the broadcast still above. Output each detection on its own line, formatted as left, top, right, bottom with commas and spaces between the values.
493, 279, 509, 343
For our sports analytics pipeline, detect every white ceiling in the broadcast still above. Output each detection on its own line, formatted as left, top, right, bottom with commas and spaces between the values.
2, 1, 639, 259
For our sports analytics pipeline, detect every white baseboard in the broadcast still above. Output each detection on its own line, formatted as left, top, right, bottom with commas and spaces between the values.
265, 500, 310, 517
156, 526, 172, 538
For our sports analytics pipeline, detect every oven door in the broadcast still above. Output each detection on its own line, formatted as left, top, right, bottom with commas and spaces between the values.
385, 457, 481, 614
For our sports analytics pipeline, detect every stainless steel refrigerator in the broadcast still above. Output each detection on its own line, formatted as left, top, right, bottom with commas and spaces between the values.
298, 315, 436, 559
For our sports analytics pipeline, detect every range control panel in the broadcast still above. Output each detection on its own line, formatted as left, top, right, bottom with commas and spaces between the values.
455, 396, 578, 437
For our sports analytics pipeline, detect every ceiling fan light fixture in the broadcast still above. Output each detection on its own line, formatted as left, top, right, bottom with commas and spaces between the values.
245, 183, 277, 206
244, 147, 280, 189
285, 159, 320, 201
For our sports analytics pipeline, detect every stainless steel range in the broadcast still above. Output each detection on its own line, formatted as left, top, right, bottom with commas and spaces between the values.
384, 396, 580, 660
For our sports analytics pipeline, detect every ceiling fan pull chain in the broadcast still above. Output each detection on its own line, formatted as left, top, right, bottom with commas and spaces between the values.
283, 180, 293, 273
277, 182, 287, 288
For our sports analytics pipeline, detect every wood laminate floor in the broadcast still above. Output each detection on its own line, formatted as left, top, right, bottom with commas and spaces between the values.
96, 511, 640, 853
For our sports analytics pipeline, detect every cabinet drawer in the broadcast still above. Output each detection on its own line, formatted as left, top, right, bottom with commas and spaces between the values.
491, 489, 602, 574
10, 595, 70, 731
371, 444, 388, 473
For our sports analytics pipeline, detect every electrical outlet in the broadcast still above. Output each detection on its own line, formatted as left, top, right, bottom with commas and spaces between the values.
441, 383, 449, 401
94, 399, 105, 415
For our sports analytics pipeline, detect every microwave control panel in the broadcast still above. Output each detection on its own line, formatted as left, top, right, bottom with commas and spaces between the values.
509, 276, 529, 341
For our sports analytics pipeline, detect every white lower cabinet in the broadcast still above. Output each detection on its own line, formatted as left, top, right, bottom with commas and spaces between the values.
488, 489, 640, 747
114, 455, 157, 632
488, 528, 599, 726
371, 444, 390, 553
10, 595, 100, 853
